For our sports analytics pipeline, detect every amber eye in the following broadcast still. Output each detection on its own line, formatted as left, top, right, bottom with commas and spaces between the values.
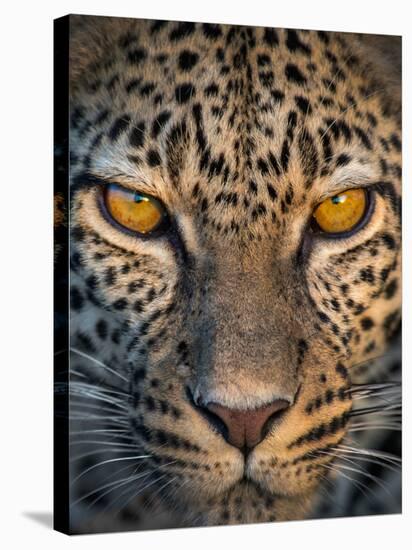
312, 188, 368, 235
104, 184, 168, 235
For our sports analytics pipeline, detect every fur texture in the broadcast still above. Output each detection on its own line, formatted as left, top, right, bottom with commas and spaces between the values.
63, 17, 401, 531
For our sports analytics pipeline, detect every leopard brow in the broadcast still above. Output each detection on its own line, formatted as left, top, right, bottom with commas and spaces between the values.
70, 171, 154, 196
70, 172, 111, 194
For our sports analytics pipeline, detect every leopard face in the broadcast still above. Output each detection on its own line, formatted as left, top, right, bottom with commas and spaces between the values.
67, 16, 401, 527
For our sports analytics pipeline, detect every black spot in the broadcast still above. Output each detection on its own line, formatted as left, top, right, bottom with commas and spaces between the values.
266, 183, 278, 201
263, 28, 279, 47
178, 50, 199, 71
215, 48, 225, 62
175, 83, 196, 104
257, 54, 270, 66
319, 129, 332, 162
71, 106, 84, 129
298, 128, 319, 184
268, 152, 281, 176
150, 20, 168, 34
86, 275, 98, 290
105, 266, 117, 287
147, 149, 162, 167
390, 133, 401, 152
151, 111, 171, 139
145, 395, 156, 411
259, 71, 274, 88
140, 83, 156, 97
95, 109, 109, 125
204, 83, 219, 97
317, 31, 330, 44
360, 317, 374, 331
170, 22, 196, 41
129, 121, 146, 148
285, 64, 307, 85
359, 266, 375, 284
252, 203, 267, 220
109, 115, 131, 141
330, 298, 340, 312
249, 180, 257, 195
125, 79, 141, 94
384, 279, 398, 300
111, 329, 121, 344
70, 287, 84, 311
133, 300, 144, 313
128, 48, 147, 65
280, 139, 290, 171
76, 332, 96, 354
336, 362, 348, 379
271, 89, 285, 104
354, 126, 372, 150
112, 298, 128, 311
202, 23, 222, 40
317, 311, 330, 323
257, 158, 269, 175
286, 30, 311, 56
294, 95, 312, 115
336, 153, 351, 167
383, 310, 400, 337
381, 233, 396, 250
96, 319, 108, 340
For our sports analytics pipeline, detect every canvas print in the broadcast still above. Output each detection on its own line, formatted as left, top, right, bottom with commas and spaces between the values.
54, 15, 402, 534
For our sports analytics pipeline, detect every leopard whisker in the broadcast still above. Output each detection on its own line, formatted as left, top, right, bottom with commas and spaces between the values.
337, 444, 401, 464
70, 428, 131, 435
348, 381, 401, 394
69, 380, 129, 398
70, 347, 128, 383
68, 414, 129, 424
315, 448, 400, 475
71, 454, 152, 485
85, 470, 155, 510
317, 462, 374, 501
71, 471, 148, 508
348, 353, 400, 370
330, 450, 400, 474
349, 403, 401, 417
70, 439, 138, 448
327, 460, 392, 496
70, 446, 145, 463
69, 371, 127, 394
107, 461, 179, 516
106, 472, 167, 517
69, 401, 128, 415
348, 423, 401, 433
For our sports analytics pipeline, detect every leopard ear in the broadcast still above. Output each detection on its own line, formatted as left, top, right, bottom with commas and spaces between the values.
356, 33, 402, 122
69, 14, 120, 94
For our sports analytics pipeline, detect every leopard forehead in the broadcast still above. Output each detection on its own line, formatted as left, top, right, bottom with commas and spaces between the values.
70, 20, 400, 244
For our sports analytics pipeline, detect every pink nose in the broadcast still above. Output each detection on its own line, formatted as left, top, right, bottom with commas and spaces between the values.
206, 400, 290, 450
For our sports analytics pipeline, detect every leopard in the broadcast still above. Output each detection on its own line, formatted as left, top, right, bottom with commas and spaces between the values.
59, 15, 402, 532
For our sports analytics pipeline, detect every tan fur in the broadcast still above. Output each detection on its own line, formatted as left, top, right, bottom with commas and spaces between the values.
67, 17, 401, 530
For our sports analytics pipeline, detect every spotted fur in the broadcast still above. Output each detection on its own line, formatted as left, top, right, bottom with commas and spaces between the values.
65, 16, 401, 531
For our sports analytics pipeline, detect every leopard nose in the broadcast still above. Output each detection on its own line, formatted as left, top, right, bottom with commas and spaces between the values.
205, 400, 290, 451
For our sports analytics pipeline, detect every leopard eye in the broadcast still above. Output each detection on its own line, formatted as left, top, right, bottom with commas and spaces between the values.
104, 184, 168, 235
312, 188, 368, 235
